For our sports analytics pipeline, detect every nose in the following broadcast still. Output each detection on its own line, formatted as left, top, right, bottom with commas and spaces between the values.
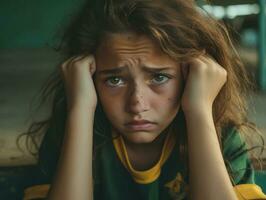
126, 83, 150, 115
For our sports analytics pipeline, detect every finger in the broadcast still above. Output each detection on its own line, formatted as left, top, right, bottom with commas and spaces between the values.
200, 49, 206, 56
89, 57, 96, 75
70, 55, 90, 63
62, 56, 81, 69
197, 52, 218, 66
60, 56, 81, 81
76, 55, 97, 75
198, 55, 225, 73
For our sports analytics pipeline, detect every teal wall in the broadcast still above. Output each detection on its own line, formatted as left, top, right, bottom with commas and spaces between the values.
0, 0, 85, 49
258, 0, 266, 90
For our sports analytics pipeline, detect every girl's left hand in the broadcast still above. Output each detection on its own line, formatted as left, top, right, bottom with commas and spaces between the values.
181, 55, 227, 114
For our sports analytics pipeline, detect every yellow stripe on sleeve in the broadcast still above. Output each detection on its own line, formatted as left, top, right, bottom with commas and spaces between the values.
23, 184, 50, 200
234, 184, 266, 200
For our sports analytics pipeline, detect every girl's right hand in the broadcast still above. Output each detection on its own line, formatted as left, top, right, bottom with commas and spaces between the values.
60, 55, 97, 111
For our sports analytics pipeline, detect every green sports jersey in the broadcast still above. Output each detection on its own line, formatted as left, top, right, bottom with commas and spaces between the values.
93, 130, 188, 200
25, 123, 266, 200
92, 128, 254, 200
36, 119, 265, 200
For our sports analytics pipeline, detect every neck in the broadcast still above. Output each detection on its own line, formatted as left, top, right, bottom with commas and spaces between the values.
114, 125, 173, 171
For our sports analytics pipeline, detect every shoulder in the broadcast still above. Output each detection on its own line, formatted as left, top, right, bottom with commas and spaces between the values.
221, 126, 255, 184
222, 126, 246, 158
221, 127, 266, 199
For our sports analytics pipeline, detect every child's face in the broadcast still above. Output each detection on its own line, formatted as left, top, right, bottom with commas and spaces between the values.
95, 32, 183, 144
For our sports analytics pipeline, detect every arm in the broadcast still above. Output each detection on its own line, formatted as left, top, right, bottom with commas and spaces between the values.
47, 106, 94, 200
181, 55, 238, 200
185, 109, 237, 200
47, 56, 97, 200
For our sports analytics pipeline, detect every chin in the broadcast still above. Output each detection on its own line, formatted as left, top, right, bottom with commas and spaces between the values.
122, 131, 160, 144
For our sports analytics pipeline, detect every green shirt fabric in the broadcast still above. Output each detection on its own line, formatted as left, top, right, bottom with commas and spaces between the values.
92, 128, 254, 200
38, 122, 255, 200
93, 132, 188, 200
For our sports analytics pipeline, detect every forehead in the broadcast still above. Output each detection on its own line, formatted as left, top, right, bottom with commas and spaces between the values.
95, 33, 176, 68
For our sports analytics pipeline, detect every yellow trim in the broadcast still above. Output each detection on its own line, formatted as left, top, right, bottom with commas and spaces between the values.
234, 184, 266, 200
113, 129, 177, 184
23, 184, 50, 200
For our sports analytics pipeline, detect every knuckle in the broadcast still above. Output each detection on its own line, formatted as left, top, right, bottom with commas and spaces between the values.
61, 61, 68, 70
219, 67, 227, 76
73, 60, 82, 67
73, 57, 89, 67
60, 55, 95, 76
62, 56, 76, 68
60, 64, 67, 76
197, 63, 207, 72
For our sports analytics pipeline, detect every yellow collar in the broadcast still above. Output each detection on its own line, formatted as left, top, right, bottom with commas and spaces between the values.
112, 130, 176, 184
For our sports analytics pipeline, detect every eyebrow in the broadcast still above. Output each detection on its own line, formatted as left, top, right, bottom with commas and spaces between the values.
97, 65, 173, 75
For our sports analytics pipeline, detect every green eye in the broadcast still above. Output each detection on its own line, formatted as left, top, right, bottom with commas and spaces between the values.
106, 77, 124, 87
151, 74, 170, 85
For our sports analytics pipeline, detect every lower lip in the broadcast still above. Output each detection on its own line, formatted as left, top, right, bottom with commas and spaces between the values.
125, 123, 156, 131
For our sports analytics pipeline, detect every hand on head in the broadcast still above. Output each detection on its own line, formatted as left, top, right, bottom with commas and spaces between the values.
60, 55, 98, 110
181, 54, 227, 113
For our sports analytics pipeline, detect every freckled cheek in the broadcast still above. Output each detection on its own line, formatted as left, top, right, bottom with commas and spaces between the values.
154, 83, 182, 106
163, 81, 183, 96
96, 86, 125, 116
96, 82, 120, 98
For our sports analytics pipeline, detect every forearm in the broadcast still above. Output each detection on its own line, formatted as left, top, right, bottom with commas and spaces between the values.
185, 108, 237, 200
47, 106, 94, 200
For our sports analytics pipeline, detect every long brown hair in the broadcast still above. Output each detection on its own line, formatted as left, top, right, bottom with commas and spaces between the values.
18, 0, 265, 187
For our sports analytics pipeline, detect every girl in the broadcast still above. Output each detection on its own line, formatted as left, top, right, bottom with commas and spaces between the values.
22, 0, 266, 199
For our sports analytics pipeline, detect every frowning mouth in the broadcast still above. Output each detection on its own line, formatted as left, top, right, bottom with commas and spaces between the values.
125, 120, 157, 131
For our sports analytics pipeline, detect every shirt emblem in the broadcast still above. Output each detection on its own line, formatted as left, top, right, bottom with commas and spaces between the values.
164, 172, 188, 200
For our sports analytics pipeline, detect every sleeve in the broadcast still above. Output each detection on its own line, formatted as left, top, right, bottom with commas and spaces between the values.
23, 184, 50, 200
234, 184, 266, 200
222, 127, 266, 199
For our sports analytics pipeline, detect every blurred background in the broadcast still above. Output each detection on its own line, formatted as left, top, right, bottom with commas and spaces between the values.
0, 0, 266, 199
